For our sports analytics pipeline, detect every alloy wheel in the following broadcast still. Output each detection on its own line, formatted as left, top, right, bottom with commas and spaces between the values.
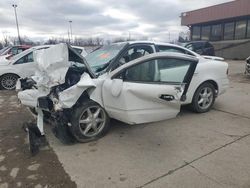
197, 87, 214, 110
1, 74, 18, 90
78, 106, 106, 137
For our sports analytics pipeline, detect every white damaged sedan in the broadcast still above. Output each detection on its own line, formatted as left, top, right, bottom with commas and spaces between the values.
17, 43, 229, 148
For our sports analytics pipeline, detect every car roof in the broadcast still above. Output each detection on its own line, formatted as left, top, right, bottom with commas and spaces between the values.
112, 40, 200, 58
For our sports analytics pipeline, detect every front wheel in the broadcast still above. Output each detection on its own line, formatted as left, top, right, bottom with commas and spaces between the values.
191, 82, 216, 113
0, 74, 19, 90
70, 100, 110, 143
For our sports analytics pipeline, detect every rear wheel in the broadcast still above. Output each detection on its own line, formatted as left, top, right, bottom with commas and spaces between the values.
191, 82, 215, 113
0, 74, 19, 90
70, 100, 110, 143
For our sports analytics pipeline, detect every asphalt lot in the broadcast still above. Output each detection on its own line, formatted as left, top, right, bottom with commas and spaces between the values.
0, 91, 76, 187
0, 60, 250, 188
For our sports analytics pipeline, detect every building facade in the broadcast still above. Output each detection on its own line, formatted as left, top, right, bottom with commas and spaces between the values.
181, 0, 250, 59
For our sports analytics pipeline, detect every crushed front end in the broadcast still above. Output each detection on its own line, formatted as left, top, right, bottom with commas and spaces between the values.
17, 43, 96, 154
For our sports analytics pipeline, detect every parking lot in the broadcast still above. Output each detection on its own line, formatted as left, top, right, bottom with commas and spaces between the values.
0, 60, 249, 188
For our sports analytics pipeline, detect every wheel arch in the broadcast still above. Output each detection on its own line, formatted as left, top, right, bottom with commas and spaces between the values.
0, 72, 20, 79
191, 79, 219, 103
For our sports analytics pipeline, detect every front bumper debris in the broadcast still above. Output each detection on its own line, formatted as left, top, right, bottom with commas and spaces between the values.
52, 111, 76, 145
23, 122, 48, 155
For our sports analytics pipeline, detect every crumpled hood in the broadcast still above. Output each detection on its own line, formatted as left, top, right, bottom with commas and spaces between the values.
32, 43, 70, 88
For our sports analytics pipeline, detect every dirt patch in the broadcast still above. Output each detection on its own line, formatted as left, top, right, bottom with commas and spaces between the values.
0, 91, 76, 188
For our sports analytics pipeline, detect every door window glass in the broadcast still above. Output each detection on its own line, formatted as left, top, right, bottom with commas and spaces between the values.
120, 58, 192, 83
157, 59, 191, 83
123, 60, 156, 82
14, 52, 34, 64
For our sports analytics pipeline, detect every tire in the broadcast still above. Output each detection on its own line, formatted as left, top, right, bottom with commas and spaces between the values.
69, 100, 110, 143
0, 74, 19, 90
191, 82, 216, 113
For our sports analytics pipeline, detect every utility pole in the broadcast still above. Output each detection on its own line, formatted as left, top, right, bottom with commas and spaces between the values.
68, 29, 71, 43
69, 20, 73, 44
12, 4, 21, 45
128, 31, 131, 41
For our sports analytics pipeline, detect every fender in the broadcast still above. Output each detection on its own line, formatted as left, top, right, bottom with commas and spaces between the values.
57, 73, 96, 109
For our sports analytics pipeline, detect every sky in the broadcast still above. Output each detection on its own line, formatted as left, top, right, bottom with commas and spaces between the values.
0, 0, 232, 42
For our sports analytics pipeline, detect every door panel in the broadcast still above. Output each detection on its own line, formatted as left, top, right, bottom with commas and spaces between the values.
102, 80, 183, 124
102, 55, 197, 125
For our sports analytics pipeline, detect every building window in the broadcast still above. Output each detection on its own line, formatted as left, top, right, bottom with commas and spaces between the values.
247, 20, 250, 38
201, 26, 210, 40
192, 26, 200, 40
224, 22, 234, 40
211, 24, 222, 41
235, 20, 246, 39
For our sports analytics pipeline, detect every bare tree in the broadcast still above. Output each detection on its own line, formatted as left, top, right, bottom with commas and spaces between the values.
2, 32, 10, 47
94, 37, 103, 46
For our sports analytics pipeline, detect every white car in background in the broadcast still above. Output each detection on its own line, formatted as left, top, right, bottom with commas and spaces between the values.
17, 43, 229, 147
0, 45, 87, 90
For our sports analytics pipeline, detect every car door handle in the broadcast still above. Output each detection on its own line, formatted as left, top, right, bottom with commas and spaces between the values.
159, 94, 175, 101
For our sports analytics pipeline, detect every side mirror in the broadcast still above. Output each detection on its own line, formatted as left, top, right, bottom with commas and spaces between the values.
111, 79, 123, 97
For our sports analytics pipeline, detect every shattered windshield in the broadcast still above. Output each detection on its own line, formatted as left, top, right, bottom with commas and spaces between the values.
85, 42, 127, 73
